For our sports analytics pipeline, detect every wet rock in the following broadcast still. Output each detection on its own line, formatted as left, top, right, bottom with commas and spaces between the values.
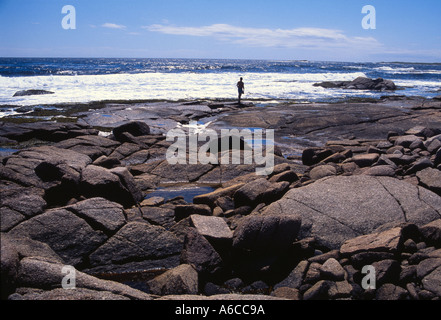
314, 77, 396, 91
13, 89, 54, 97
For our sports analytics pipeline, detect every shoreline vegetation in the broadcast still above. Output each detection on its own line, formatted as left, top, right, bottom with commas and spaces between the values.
1, 92, 441, 301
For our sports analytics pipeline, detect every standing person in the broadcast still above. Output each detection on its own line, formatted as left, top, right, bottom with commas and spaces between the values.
237, 77, 245, 103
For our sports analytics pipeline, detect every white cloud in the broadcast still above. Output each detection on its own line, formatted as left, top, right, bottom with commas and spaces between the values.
144, 23, 381, 49
102, 23, 127, 30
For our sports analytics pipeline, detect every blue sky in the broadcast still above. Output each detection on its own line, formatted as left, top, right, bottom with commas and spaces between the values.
0, 0, 440, 62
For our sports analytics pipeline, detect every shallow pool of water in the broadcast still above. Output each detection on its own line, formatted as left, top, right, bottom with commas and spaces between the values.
0, 147, 19, 157
145, 184, 217, 203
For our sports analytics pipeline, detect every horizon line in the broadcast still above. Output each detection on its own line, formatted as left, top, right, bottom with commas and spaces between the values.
1, 56, 441, 65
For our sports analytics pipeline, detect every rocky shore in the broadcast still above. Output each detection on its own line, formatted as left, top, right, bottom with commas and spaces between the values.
1, 96, 440, 301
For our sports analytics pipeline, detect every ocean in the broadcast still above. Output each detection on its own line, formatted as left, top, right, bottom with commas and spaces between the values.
0, 58, 440, 114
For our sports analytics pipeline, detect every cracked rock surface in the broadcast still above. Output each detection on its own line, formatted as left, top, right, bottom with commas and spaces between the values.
262, 175, 441, 250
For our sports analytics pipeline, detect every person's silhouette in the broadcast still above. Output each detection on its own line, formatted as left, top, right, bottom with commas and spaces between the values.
237, 77, 245, 103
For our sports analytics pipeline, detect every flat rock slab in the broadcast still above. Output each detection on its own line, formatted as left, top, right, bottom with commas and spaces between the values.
7, 145, 92, 173
190, 215, 233, 242
67, 197, 126, 234
262, 175, 441, 250
340, 227, 402, 255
